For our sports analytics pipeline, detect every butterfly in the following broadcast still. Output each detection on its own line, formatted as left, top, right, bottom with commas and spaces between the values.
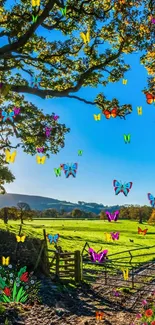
5, 150, 17, 163
60, 7, 67, 16
32, 0, 40, 6
151, 17, 155, 24
36, 147, 44, 153
96, 311, 104, 320
54, 167, 61, 177
88, 248, 108, 263
122, 79, 127, 85
145, 92, 155, 104
31, 75, 41, 88
13, 107, 20, 115
45, 127, 52, 137
138, 227, 148, 235
32, 15, 38, 22
113, 180, 133, 196
110, 232, 120, 240
80, 30, 90, 44
93, 113, 101, 121
78, 150, 83, 156
53, 114, 59, 121
105, 232, 112, 242
105, 210, 120, 222
47, 234, 59, 244
122, 268, 129, 280
2, 111, 15, 122
147, 193, 155, 207
60, 164, 64, 169
2, 256, 10, 266
16, 235, 26, 243
124, 134, 131, 144
113, 290, 120, 297
129, 239, 134, 243
103, 108, 117, 119
137, 106, 142, 115
63, 163, 78, 178
36, 155, 46, 164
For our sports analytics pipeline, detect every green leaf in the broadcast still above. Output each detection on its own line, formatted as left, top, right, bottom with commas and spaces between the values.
20, 294, 28, 303
0, 277, 6, 290
12, 282, 17, 301
16, 286, 24, 302
17, 266, 27, 278
2, 294, 11, 303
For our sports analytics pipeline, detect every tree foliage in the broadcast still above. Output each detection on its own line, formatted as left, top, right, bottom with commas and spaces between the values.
0, 0, 154, 190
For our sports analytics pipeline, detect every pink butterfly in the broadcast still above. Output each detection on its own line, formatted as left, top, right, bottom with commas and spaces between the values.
151, 17, 155, 24
45, 127, 52, 137
105, 210, 119, 222
13, 107, 20, 115
110, 232, 120, 240
37, 147, 44, 153
53, 114, 59, 121
88, 248, 108, 263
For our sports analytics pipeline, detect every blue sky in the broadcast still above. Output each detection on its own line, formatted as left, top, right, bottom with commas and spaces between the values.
3, 13, 155, 206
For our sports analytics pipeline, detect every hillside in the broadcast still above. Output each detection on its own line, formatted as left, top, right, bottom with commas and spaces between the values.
0, 193, 122, 214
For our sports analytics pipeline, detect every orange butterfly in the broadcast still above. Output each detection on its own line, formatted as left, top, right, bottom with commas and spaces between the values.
138, 227, 148, 235
145, 92, 155, 104
103, 108, 117, 119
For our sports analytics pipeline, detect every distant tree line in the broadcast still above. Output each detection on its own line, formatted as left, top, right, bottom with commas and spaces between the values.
0, 204, 155, 225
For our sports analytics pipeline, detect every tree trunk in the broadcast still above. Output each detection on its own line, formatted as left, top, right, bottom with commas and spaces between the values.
20, 211, 24, 224
139, 210, 143, 224
3, 207, 8, 224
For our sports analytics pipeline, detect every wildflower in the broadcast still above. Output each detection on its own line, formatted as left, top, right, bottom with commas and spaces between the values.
20, 272, 29, 282
10, 279, 13, 284
9, 273, 13, 278
3, 287, 11, 296
0, 266, 2, 269
16, 283, 20, 287
3, 277, 6, 281
16, 277, 19, 282
8, 264, 12, 268
136, 313, 142, 319
25, 285, 29, 289
30, 280, 35, 285
145, 309, 153, 317
151, 321, 155, 325
142, 300, 147, 305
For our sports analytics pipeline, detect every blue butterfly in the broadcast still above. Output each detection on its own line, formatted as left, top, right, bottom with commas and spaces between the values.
63, 163, 78, 178
47, 234, 59, 244
147, 193, 155, 207
2, 111, 15, 122
113, 180, 133, 196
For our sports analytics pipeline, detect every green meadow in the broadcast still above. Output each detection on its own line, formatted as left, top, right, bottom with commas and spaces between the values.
0, 219, 155, 264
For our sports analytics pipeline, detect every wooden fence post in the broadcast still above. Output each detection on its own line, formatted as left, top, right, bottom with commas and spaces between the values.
42, 228, 50, 276
75, 250, 82, 282
55, 252, 60, 279
105, 262, 107, 285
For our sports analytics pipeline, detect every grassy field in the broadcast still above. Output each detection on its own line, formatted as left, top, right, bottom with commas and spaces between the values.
0, 219, 155, 264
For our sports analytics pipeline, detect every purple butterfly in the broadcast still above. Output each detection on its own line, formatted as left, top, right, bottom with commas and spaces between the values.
13, 107, 20, 115
110, 232, 120, 240
151, 18, 155, 24
113, 290, 120, 297
88, 248, 108, 263
105, 210, 119, 222
45, 127, 52, 137
37, 147, 44, 153
53, 114, 59, 121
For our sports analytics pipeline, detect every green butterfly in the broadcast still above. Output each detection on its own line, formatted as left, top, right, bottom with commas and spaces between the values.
60, 7, 67, 16
78, 150, 83, 156
124, 134, 131, 144
54, 167, 61, 177
32, 15, 38, 23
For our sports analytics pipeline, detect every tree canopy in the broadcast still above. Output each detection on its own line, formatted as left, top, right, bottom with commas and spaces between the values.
0, 0, 154, 190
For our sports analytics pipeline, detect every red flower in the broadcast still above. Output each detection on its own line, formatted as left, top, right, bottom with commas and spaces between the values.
151, 321, 155, 325
3, 287, 11, 296
20, 272, 29, 282
145, 309, 153, 317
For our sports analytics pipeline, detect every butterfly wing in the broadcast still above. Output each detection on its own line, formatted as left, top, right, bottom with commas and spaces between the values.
10, 151, 16, 163
88, 248, 97, 262
143, 229, 148, 235
6, 257, 10, 266
138, 227, 142, 234
146, 92, 153, 104
86, 29, 90, 43
21, 235, 26, 242
70, 163, 78, 178
113, 210, 119, 221
16, 235, 20, 242
122, 182, 133, 196
93, 114, 97, 120
53, 234, 59, 243
47, 234, 53, 244
5, 149, 11, 162
113, 180, 122, 195
105, 211, 112, 222
9, 111, 15, 122
111, 108, 117, 118
2, 111, 7, 121
63, 164, 70, 178
98, 250, 108, 263
80, 32, 87, 44
147, 193, 155, 207
104, 110, 111, 119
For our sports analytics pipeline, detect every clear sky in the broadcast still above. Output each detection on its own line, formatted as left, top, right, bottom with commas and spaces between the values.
3, 15, 155, 207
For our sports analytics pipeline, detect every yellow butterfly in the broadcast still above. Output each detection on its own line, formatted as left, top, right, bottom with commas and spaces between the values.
122, 268, 129, 280
105, 233, 112, 242
80, 30, 90, 44
122, 79, 127, 85
2, 256, 10, 266
32, 0, 40, 6
137, 106, 142, 115
16, 235, 26, 243
93, 114, 101, 121
36, 155, 46, 164
5, 150, 17, 163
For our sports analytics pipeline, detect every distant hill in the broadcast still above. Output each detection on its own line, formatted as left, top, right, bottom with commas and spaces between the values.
0, 193, 122, 214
